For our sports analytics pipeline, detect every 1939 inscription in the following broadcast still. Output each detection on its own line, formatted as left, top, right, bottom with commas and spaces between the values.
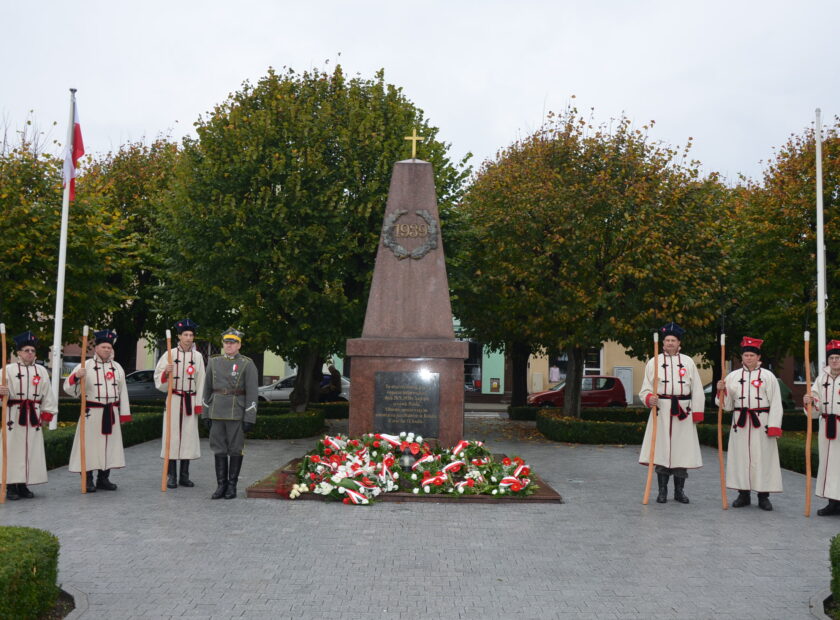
374, 371, 440, 438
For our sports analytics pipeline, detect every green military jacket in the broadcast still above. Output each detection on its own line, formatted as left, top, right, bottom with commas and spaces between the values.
201, 353, 258, 423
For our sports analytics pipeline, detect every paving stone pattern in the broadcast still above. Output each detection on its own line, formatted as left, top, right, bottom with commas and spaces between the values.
1, 417, 837, 619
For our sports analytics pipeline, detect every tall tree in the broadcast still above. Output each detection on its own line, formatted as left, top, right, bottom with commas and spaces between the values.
160, 65, 470, 410
81, 139, 180, 370
0, 137, 133, 348
450, 108, 728, 413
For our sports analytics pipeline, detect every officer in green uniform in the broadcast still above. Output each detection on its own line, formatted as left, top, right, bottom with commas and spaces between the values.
201, 328, 258, 499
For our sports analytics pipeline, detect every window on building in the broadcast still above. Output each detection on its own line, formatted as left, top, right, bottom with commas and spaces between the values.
793, 358, 818, 384
548, 346, 603, 381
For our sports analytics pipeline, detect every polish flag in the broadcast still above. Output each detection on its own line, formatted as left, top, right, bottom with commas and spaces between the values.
63, 103, 84, 202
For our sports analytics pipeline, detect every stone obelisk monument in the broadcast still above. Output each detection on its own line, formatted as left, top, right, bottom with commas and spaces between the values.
347, 140, 467, 447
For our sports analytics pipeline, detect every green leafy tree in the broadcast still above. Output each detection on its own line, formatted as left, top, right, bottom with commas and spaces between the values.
160, 65, 470, 410
81, 139, 180, 370
723, 117, 840, 365
450, 107, 728, 413
0, 136, 133, 349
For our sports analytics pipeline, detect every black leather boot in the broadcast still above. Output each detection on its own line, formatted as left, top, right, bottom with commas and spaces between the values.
96, 469, 118, 491
84, 471, 96, 493
167, 460, 178, 489
16, 483, 34, 499
732, 490, 750, 507
656, 473, 669, 503
757, 492, 773, 511
6, 484, 19, 500
179, 460, 194, 487
673, 477, 689, 504
225, 455, 243, 499
818, 499, 840, 516
211, 455, 228, 499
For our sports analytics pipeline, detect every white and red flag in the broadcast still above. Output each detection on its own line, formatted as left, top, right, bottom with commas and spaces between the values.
62, 102, 84, 202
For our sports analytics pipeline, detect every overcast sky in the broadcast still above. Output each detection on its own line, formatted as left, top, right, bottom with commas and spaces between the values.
3, 1, 837, 183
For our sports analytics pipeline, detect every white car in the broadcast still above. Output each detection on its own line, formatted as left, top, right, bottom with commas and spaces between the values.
258, 373, 351, 402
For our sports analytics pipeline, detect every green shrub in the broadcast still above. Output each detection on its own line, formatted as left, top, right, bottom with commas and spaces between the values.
536, 411, 646, 444
509, 406, 538, 421
0, 526, 60, 619
831, 535, 840, 600
315, 402, 349, 419
197, 410, 325, 440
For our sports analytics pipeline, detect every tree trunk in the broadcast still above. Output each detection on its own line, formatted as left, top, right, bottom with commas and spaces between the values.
510, 341, 530, 407
289, 348, 323, 413
563, 344, 584, 419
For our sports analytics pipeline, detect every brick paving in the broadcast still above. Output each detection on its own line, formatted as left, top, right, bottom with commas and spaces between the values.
1, 416, 837, 619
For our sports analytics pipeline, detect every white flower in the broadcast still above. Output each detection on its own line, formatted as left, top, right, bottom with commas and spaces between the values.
416, 435, 423, 444
498, 488, 505, 495
372, 488, 381, 497
400, 432, 407, 439
411, 474, 417, 481
393, 473, 400, 479
458, 487, 465, 494
447, 488, 454, 493
338, 487, 346, 494
491, 477, 497, 483
412, 488, 420, 494
424, 486, 431, 493
406, 433, 415, 443
372, 451, 378, 458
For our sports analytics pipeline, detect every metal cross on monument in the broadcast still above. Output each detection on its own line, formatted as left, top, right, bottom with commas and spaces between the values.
404, 128, 424, 159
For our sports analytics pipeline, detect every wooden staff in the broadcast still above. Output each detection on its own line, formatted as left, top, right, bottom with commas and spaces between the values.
1, 324, 8, 504
79, 326, 89, 494
717, 334, 728, 510
161, 329, 173, 492
805, 331, 814, 517
642, 332, 660, 505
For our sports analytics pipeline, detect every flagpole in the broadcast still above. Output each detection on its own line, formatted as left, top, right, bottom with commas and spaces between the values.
816, 108, 827, 371
49, 88, 77, 430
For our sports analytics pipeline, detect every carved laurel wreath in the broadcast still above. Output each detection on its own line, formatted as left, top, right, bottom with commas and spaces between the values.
381, 209, 439, 260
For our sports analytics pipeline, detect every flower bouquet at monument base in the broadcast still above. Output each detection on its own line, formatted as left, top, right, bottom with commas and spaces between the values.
294, 431, 537, 506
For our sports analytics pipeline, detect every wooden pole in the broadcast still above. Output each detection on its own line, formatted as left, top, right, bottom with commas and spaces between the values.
717, 334, 728, 510
805, 331, 814, 517
642, 332, 660, 505
79, 326, 88, 494
161, 330, 173, 492
1, 324, 8, 504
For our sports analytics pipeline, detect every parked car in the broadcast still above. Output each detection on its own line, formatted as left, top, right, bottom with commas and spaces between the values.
527, 375, 627, 408
259, 374, 351, 402
125, 369, 166, 401
704, 380, 795, 410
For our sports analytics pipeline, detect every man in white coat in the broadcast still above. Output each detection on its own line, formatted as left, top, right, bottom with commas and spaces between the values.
154, 318, 205, 488
639, 322, 705, 504
716, 336, 783, 511
64, 329, 132, 492
803, 340, 840, 516
0, 332, 58, 500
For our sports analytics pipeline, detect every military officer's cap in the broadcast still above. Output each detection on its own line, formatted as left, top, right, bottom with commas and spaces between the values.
175, 318, 198, 335
94, 329, 118, 346
221, 327, 244, 343
659, 322, 685, 341
13, 331, 37, 351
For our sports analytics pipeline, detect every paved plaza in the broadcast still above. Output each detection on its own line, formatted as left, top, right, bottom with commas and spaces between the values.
1, 415, 838, 619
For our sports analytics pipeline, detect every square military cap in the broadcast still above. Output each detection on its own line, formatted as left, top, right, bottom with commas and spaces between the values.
221, 327, 244, 343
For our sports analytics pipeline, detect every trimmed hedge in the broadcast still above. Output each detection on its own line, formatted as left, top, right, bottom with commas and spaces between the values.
536, 411, 646, 444
832, 534, 840, 600
0, 526, 60, 619
196, 410, 325, 440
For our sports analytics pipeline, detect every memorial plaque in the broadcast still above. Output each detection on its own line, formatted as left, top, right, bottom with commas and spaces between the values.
374, 371, 440, 437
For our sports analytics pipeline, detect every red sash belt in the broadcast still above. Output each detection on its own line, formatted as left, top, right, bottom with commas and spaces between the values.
8, 399, 41, 427
86, 400, 120, 435
173, 390, 195, 416
657, 394, 692, 420
822, 413, 838, 440
734, 407, 769, 430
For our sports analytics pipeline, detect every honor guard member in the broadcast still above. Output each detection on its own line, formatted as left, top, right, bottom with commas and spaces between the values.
803, 340, 840, 516
639, 322, 705, 504
64, 329, 132, 492
0, 332, 58, 500
201, 328, 258, 499
154, 319, 205, 488
717, 337, 783, 510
